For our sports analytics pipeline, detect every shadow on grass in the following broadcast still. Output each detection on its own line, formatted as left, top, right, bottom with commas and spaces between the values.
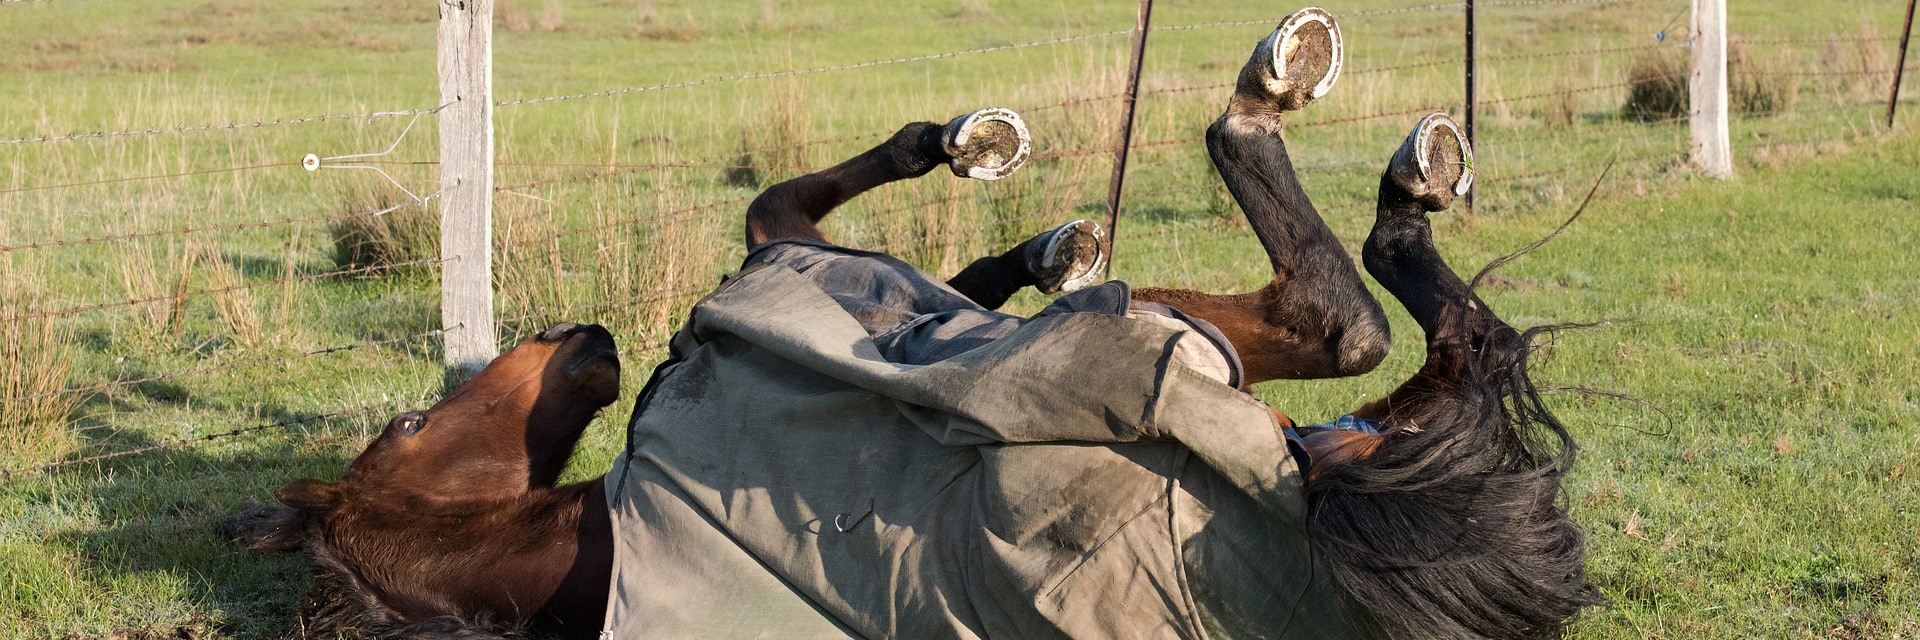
44, 408, 379, 638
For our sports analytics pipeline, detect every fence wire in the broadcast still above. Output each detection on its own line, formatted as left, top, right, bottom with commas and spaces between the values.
0, 107, 436, 147
7, 0, 1911, 481
0, 397, 420, 480
1, 257, 444, 325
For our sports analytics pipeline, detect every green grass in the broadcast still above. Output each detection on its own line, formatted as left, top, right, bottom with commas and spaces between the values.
3, 0, 1918, 637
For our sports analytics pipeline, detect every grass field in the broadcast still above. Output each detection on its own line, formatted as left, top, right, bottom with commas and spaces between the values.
2, 0, 1917, 637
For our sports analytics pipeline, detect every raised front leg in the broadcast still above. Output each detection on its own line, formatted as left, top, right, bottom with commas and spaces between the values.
743, 109, 1032, 247
1131, 8, 1389, 383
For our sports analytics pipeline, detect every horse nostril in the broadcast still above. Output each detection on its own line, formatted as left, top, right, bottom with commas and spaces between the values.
539, 322, 582, 343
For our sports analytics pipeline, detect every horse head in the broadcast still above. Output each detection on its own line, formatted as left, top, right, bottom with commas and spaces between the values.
237, 322, 620, 629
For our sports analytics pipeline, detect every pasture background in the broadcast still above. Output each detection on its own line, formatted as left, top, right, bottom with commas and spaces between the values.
2, 0, 1916, 637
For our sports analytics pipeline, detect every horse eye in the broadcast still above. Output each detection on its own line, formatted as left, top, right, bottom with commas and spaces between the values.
394, 413, 426, 435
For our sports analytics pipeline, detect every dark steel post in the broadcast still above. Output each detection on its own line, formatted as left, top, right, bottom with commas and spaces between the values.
1104, 0, 1154, 277
1891, 0, 1917, 128
1464, 0, 1478, 212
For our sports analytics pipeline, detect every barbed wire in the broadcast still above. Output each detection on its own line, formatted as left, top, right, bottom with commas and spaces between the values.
507, 195, 755, 249
0, 161, 296, 196
1732, 35, 1903, 45
0, 194, 431, 255
1482, 0, 1654, 7
497, 281, 717, 328
0, 107, 434, 147
1, 257, 443, 325
495, 31, 1133, 107
0, 328, 447, 406
0, 396, 420, 481
1479, 81, 1637, 107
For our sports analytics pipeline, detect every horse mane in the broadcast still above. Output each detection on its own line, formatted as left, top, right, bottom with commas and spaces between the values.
1304, 323, 1605, 640
222, 506, 539, 640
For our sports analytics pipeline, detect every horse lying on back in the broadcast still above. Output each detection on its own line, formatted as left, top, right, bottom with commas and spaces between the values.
232, 8, 1599, 639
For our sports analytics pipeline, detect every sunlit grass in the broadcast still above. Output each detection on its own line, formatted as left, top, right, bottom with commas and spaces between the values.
1, 0, 1916, 636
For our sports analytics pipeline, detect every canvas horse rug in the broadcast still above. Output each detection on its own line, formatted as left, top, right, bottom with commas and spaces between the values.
599, 241, 1368, 639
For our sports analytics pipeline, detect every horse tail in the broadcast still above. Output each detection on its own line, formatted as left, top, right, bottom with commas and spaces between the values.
1304, 325, 1605, 640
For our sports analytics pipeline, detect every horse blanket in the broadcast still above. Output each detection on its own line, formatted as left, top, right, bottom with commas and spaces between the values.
600, 241, 1367, 639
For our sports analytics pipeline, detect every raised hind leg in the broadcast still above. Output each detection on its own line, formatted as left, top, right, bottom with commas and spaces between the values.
1133, 8, 1389, 383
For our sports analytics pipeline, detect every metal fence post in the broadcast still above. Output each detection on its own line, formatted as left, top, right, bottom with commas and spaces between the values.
438, 0, 498, 381
1690, 0, 1733, 178
1103, 0, 1155, 277
1464, 0, 1478, 212
1890, 0, 1917, 128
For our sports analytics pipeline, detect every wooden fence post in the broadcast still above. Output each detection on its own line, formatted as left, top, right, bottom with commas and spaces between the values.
438, 0, 497, 381
1690, 0, 1732, 178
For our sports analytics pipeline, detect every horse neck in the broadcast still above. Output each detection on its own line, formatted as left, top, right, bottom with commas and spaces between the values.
519, 477, 614, 632
338, 477, 613, 630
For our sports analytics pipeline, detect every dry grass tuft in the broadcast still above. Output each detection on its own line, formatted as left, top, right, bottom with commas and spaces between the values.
0, 266, 82, 467
329, 185, 438, 273
538, 0, 564, 32
631, 7, 701, 42
115, 241, 198, 348
199, 246, 264, 348
1729, 37, 1800, 116
498, 0, 533, 32
725, 78, 815, 188
1623, 49, 1688, 122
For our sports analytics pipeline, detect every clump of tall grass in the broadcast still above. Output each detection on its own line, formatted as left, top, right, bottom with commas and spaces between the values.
199, 246, 264, 349
631, 5, 700, 42
115, 240, 198, 349
1728, 37, 1800, 116
329, 185, 438, 273
0, 266, 82, 468
1623, 49, 1688, 122
1821, 24, 1890, 100
724, 78, 814, 188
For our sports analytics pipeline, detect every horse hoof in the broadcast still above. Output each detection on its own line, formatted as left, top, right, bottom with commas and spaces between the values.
941, 107, 1032, 181
1237, 7, 1344, 113
1389, 112, 1474, 211
1025, 219, 1107, 294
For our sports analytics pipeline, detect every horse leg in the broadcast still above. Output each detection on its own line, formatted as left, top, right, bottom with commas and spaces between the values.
1305, 113, 1601, 640
1133, 8, 1389, 383
1350, 112, 1513, 420
944, 219, 1106, 310
744, 108, 1031, 246
742, 122, 952, 246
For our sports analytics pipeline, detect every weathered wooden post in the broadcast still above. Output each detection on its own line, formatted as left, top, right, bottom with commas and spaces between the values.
1690, 0, 1732, 178
438, 0, 498, 380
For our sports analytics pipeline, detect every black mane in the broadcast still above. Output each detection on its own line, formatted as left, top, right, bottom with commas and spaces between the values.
1305, 324, 1604, 640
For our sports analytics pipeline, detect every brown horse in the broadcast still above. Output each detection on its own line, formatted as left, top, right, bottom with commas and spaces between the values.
235, 8, 1597, 639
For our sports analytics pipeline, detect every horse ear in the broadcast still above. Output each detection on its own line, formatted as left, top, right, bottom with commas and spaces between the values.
275, 478, 342, 512
218, 506, 310, 553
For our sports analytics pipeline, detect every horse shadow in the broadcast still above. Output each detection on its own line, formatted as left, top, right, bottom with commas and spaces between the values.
46, 406, 374, 638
